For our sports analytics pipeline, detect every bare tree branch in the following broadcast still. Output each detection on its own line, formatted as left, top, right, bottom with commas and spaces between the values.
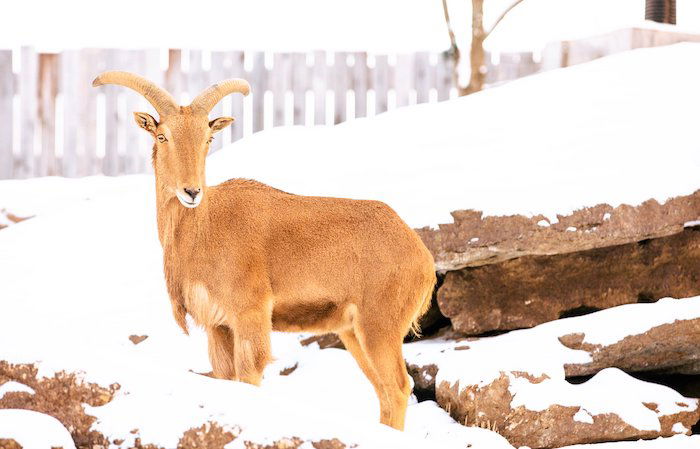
484, 0, 526, 39
441, 0, 459, 54
441, 0, 461, 89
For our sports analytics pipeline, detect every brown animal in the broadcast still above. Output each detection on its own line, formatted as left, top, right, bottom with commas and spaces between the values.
93, 71, 436, 430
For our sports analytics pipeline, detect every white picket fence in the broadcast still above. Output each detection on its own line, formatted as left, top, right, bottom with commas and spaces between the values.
1, 27, 696, 179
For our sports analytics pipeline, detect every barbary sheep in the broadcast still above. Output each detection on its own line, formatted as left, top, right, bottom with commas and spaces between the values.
93, 71, 436, 430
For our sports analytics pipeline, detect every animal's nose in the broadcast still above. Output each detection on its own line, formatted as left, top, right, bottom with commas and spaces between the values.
184, 187, 201, 200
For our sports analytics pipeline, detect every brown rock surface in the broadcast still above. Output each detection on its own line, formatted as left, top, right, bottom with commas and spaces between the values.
416, 190, 700, 271
437, 372, 700, 449
439, 228, 700, 335
0, 440, 22, 449
560, 318, 700, 376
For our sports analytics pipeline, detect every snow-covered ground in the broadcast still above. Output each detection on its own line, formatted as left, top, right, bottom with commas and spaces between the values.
204, 43, 700, 228
2, 43, 700, 448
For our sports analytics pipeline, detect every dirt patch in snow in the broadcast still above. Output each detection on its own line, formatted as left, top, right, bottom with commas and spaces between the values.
0, 209, 31, 230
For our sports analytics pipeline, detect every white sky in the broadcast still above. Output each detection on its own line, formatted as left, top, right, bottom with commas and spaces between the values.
1, 0, 700, 53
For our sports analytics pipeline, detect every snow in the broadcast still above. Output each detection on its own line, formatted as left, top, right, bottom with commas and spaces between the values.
0, 409, 76, 449
0, 175, 510, 448
0, 381, 35, 399
560, 435, 700, 448
404, 298, 700, 431
573, 408, 594, 424
206, 43, 700, 228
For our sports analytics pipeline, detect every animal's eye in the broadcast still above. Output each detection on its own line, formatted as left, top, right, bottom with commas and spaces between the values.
157, 134, 167, 143
207, 137, 214, 144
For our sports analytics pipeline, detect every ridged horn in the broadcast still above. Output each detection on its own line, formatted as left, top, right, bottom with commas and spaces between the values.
190, 79, 251, 114
92, 71, 179, 117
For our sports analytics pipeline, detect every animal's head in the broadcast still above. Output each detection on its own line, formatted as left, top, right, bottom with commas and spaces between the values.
93, 71, 249, 208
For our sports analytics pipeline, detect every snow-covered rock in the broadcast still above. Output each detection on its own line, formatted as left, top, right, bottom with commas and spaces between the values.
404, 298, 700, 448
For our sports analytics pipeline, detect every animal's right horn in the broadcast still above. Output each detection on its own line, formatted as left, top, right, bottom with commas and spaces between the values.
92, 71, 179, 117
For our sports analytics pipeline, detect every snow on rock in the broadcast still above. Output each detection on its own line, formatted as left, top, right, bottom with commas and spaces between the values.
0, 176, 508, 449
404, 299, 700, 448
0, 409, 76, 449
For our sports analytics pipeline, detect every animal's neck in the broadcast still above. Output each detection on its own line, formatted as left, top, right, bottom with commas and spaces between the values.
154, 175, 209, 250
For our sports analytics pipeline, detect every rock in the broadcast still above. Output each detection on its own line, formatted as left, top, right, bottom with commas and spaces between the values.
128, 335, 148, 345
416, 190, 700, 272
404, 297, 700, 409
438, 228, 700, 335
437, 368, 699, 449
299, 334, 344, 350
560, 318, 700, 376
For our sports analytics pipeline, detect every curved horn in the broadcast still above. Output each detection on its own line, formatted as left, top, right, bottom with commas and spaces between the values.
190, 79, 251, 114
92, 71, 179, 117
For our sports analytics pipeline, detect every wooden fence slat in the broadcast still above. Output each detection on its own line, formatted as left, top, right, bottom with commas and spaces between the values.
59, 50, 78, 177
19, 47, 38, 179
352, 52, 368, 118
414, 52, 430, 104
251, 52, 266, 133
209, 51, 226, 153
102, 49, 121, 175
272, 53, 291, 127
123, 49, 145, 174
38, 53, 58, 177
373, 54, 389, 115
0, 50, 13, 179
79, 49, 99, 176
229, 51, 245, 142
435, 52, 452, 102
165, 49, 183, 103
333, 52, 348, 124
395, 54, 413, 108
312, 51, 327, 125
292, 53, 307, 126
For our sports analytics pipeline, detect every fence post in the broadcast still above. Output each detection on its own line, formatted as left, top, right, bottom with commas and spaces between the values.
373, 54, 389, 115
292, 52, 307, 126
352, 52, 368, 118
230, 50, 246, 142
251, 52, 266, 133
18, 47, 38, 179
414, 52, 430, 104
38, 53, 58, 176
272, 53, 291, 127
312, 51, 327, 125
0, 50, 13, 179
333, 52, 348, 124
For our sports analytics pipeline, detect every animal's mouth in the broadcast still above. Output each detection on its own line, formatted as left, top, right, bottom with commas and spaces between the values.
175, 191, 202, 209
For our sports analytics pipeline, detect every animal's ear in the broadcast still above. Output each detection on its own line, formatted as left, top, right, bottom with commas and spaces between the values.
209, 117, 235, 133
133, 112, 158, 135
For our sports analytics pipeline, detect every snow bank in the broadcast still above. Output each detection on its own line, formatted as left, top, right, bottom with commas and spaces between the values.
0, 409, 76, 449
206, 43, 700, 228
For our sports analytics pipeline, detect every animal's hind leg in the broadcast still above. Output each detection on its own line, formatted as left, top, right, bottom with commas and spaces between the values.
338, 329, 384, 399
206, 325, 236, 380
354, 322, 412, 430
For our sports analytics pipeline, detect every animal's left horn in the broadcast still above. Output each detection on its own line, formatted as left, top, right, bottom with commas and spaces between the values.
190, 79, 251, 114
92, 71, 179, 117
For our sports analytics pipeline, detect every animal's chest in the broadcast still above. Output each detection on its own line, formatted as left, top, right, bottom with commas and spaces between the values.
182, 281, 227, 327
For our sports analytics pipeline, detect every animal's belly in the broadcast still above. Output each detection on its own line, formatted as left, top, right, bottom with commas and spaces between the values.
272, 300, 354, 333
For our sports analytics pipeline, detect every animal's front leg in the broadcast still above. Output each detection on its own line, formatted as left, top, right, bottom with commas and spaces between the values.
206, 325, 236, 380
230, 304, 272, 386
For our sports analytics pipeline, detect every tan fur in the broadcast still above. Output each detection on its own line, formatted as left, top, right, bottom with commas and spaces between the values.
94, 73, 436, 430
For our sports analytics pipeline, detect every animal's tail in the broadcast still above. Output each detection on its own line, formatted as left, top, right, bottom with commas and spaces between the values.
409, 271, 437, 337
